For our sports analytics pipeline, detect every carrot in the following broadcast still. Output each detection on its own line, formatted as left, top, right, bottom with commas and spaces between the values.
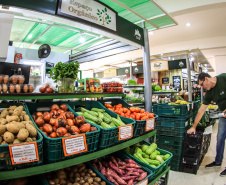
137, 172, 147, 181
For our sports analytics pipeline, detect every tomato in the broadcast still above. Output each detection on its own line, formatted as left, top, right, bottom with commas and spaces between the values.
125, 112, 130, 117
125, 115, 130, 118
141, 116, 149, 120
108, 108, 114, 112
129, 107, 136, 112
115, 105, 121, 109
149, 113, 155, 118
140, 113, 146, 118
123, 108, 128, 113
127, 110, 131, 115
140, 109, 145, 113
145, 111, 150, 115
130, 114, 135, 119
120, 112, 125, 117
135, 107, 140, 113
114, 110, 120, 114
118, 104, 123, 108
105, 104, 112, 108
135, 113, 141, 120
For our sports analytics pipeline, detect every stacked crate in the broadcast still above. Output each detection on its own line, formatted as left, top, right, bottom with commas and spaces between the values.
180, 132, 211, 174
153, 102, 196, 171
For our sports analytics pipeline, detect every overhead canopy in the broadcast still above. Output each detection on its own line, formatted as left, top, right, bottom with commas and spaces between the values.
99, 0, 177, 30
1, 0, 176, 55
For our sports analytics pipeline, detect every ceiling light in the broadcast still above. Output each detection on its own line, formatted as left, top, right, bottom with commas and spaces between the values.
79, 36, 85, 43
28, 34, 32, 39
161, 53, 163, 56
186, 22, 191, 27
150, 32, 153, 35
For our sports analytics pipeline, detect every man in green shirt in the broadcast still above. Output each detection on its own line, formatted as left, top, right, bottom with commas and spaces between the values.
187, 72, 226, 176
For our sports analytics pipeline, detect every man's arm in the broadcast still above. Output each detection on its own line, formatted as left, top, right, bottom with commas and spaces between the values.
187, 104, 208, 134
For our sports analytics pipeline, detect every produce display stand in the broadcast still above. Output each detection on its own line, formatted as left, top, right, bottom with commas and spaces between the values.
0, 130, 157, 180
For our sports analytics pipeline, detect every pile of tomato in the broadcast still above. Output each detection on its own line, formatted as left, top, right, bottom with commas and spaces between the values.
104, 103, 154, 120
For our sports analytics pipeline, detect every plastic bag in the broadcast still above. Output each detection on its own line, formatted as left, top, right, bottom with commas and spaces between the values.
34, 76, 56, 93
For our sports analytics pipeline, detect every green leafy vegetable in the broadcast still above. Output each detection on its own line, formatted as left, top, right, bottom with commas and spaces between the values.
127, 79, 137, 85
50, 61, 80, 83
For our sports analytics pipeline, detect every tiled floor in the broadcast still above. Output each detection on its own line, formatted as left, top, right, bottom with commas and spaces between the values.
168, 121, 226, 185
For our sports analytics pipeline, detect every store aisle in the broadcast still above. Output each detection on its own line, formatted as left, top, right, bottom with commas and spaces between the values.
168, 120, 226, 185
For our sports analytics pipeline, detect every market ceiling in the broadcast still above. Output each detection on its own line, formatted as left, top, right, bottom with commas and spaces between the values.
0, 0, 177, 54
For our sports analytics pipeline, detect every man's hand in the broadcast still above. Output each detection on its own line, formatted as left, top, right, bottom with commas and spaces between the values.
187, 127, 196, 134
223, 109, 226, 118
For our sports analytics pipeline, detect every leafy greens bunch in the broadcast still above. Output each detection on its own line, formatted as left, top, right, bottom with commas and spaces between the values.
50, 61, 80, 83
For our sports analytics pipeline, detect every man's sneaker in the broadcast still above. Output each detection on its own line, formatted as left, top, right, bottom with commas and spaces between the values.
205, 161, 221, 168
220, 168, 226, 176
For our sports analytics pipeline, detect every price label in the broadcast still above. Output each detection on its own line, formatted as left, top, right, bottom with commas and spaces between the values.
119, 124, 133, 140
192, 103, 194, 109
62, 134, 87, 156
9, 142, 39, 165
137, 178, 148, 185
146, 118, 155, 131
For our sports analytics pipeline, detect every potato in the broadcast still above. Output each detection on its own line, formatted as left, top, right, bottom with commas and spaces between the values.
0, 136, 2, 143
54, 178, 60, 184
18, 106, 24, 110
24, 115, 30, 121
83, 183, 89, 185
13, 139, 21, 144
59, 180, 67, 185
0, 109, 9, 118
8, 110, 14, 115
73, 183, 80, 185
12, 107, 22, 116
90, 173, 96, 177
21, 111, 27, 116
19, 116, 24, 121
32, 137, 37, 141
94, 177, 101, 182
0, 118, 7, 125
80, 172, 85, 177
49, 180, 56, 185
6, 123, 19, 134
6, 115, 19, 123
1, 141, 8, 145
75, 173, 80, 178
26, 123, 37, 137
9, 106, 17, 110
80, 180, 85, 184
21, 121, 30, 125
0, 125, 6, 135
17, 128, 29, 141
13, 122, 25, 129
29, 121, 34, 127
78, 166, 86, 172
75, 177, 80, 182
100, 182, 106, 185
87, 177, 93, 184
93, 182, 99, 185
26, 137, 33, 142
3, 131, 15, 143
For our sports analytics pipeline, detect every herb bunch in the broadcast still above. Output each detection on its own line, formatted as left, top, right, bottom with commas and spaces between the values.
50, 61, 80, 83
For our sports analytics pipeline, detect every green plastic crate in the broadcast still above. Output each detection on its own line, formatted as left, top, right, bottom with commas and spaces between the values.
156, 125, 189, 137
90, 152, 154, 184
123, 141, 173, 179
156, 117, 189, 128
156, 143, 183, 157
156, 134, 184, 146
170, 156, 181, 171
25, 102, 100, 163
153, 103, 192, 118
65, 101, 135, 149
0, 103, 43, 171
98, 98, 157, 138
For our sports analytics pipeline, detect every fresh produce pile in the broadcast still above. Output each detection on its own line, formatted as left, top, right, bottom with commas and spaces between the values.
207, 105, 216, 109
92, 155, 148, 185
104, 104, 154, 120
0, 105, 38, 156
45, 163, 106, 185
125, 96, 144, 104
102, 82, 123, 92
168, 100, 189, 105
125, 143, 170, 168
39, 83, 54, 93
31, 104, 97, 138
77, 107, 126, 129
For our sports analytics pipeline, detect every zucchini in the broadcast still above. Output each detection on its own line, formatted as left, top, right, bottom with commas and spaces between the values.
145, 143, 157, 155
84, 112, 102, 123
85, 119, 98, 125
110, 122, 117, 127
91, 108, 105, 112
163, 154, 171, 160
81, 107, 90, 112
112, 118, 125, 126
134, 153, 149, 164
76, 112, 83, 116
89, 111, 99, 117
101, 122, 112, 129
141, 145, 149, 152
150, 150, 158, 160
98, 112, 104, 120
103, 112, 112, 123
156, 155, 164, 164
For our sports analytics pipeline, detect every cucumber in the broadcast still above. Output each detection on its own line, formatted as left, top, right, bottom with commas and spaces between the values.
89, 111, 99, 117
84, 112, 102, 123
112, 118, 125, 126
110, 122, 117, 127
86, 119, 98, 125
76, 112, 83, 116
81, 107, 90, 112
98, 112, 104, 120
91, 108, 105, 112
103, 113, 112, 123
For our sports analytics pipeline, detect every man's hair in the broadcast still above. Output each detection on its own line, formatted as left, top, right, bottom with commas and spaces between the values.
197, 72, 211, 82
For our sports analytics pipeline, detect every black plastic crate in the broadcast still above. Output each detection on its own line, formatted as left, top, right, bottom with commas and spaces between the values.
183, 133, 211, 157
181, 155, 204, 165
180, 155, 204, 174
